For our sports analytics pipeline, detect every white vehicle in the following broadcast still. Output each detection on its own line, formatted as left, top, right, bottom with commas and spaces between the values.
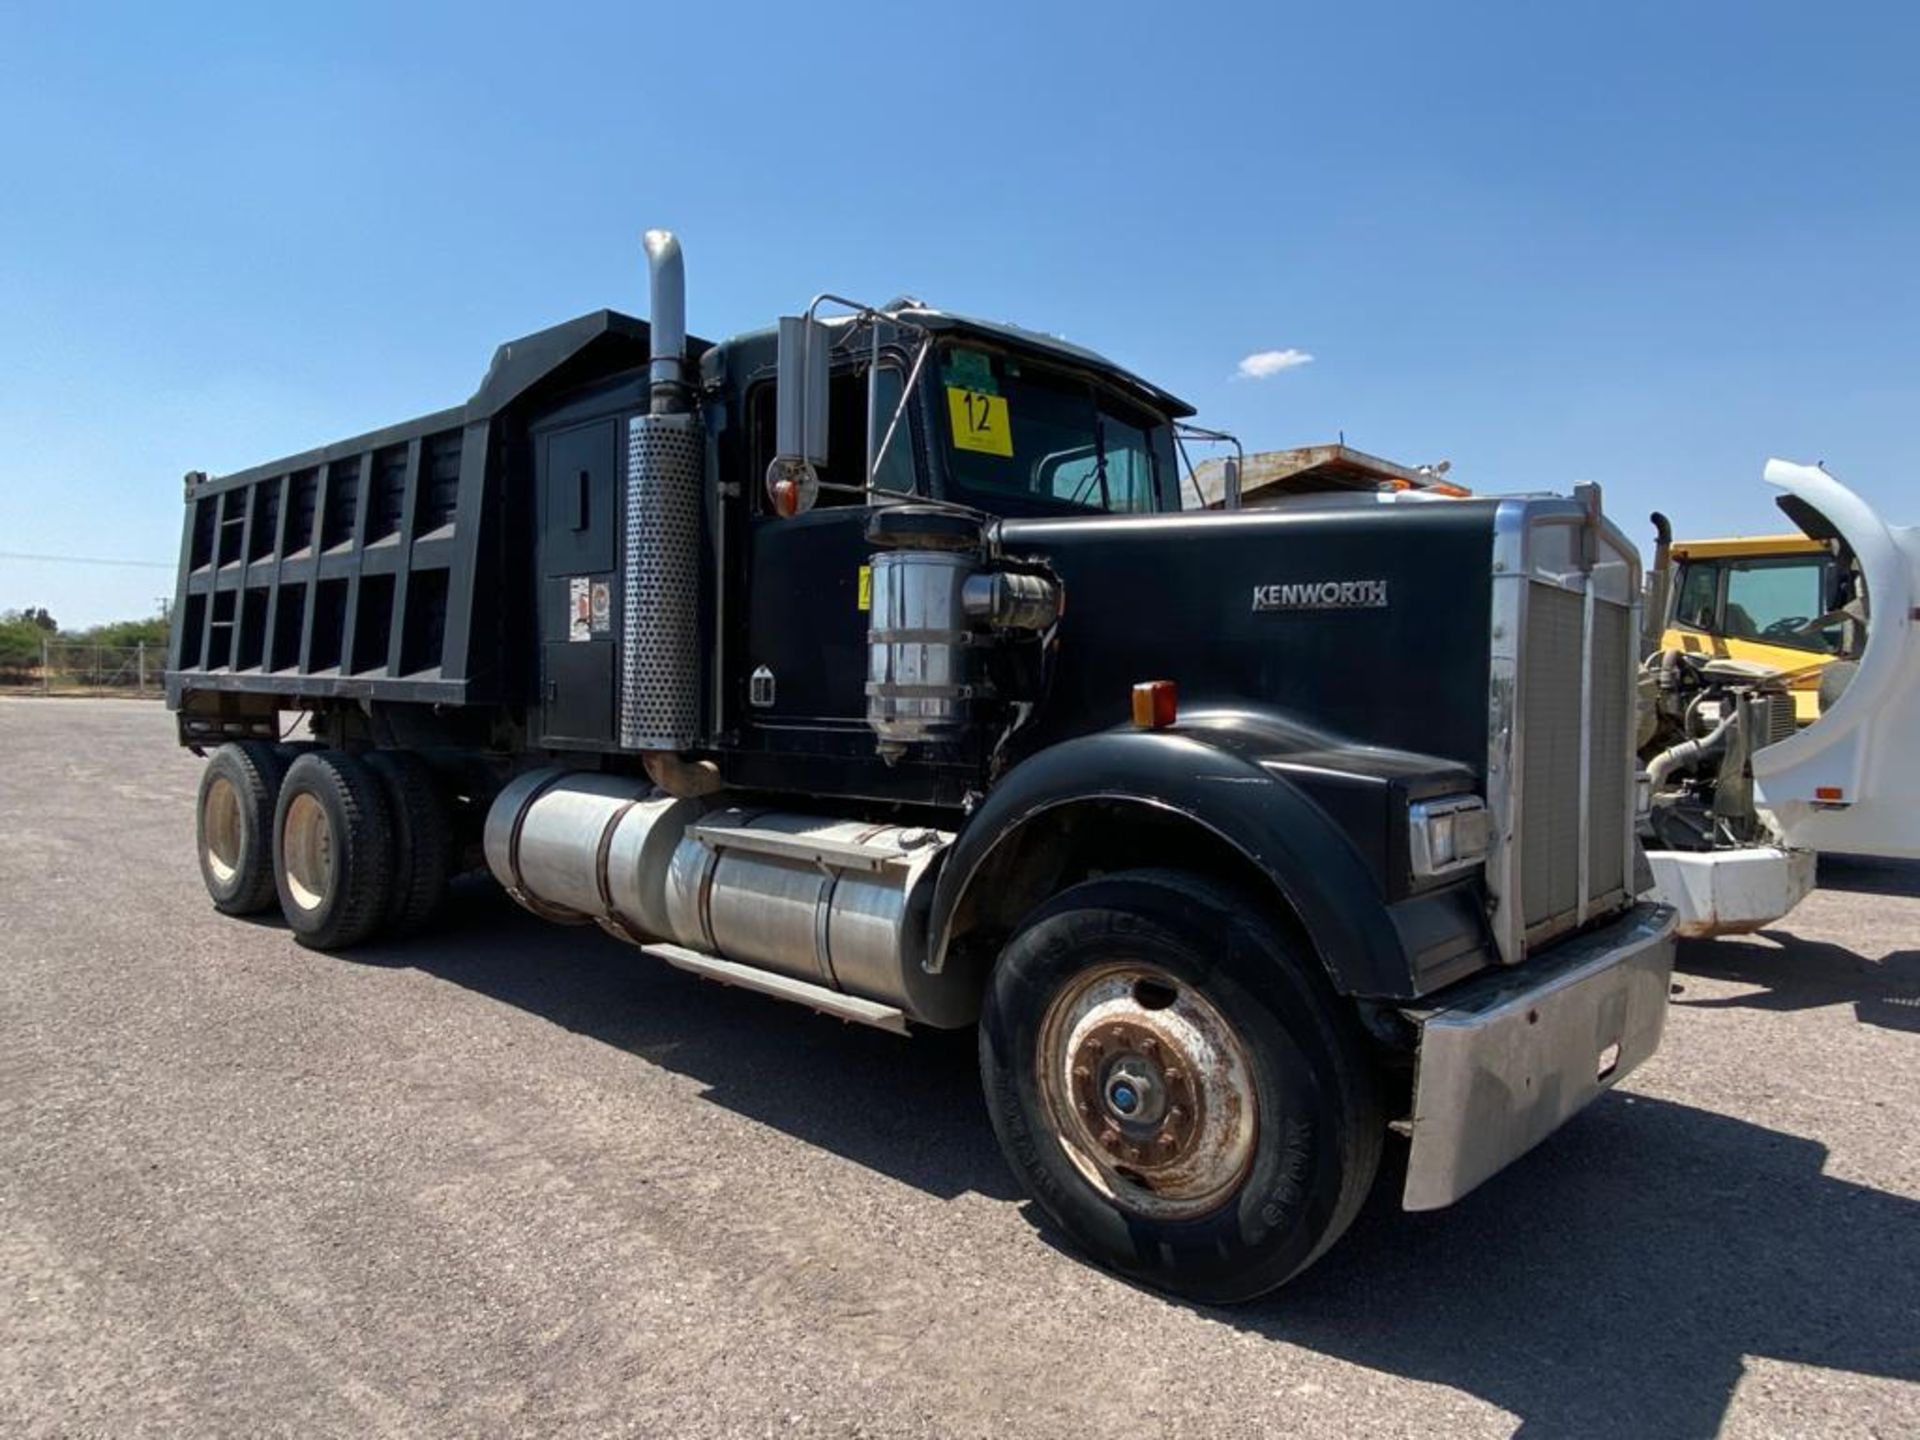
1640, 461, 1919, 935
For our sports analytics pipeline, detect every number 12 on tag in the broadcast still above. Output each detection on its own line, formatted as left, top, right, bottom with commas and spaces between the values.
946, 386, 1014, 457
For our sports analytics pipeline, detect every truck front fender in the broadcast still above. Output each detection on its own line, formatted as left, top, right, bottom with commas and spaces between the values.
928, 725, 1491, 1001
1753, 460, 1920, 859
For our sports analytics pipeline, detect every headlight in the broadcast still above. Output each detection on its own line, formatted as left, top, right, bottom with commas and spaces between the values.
1409, 795, 1490, 879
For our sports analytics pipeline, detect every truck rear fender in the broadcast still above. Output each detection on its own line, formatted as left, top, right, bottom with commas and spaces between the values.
927, 727, 1479, 1002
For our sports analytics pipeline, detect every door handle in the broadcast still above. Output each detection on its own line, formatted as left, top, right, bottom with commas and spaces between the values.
575, 470, 591, 531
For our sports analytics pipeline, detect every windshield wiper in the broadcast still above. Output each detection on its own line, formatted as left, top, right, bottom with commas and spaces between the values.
1067, 409, 1112, 509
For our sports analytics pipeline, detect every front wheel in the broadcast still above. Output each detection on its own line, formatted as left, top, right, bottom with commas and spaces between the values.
979, 868, 1382, 1303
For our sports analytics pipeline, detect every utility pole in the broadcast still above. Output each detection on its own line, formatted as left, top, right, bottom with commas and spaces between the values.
41, 635, 50, 695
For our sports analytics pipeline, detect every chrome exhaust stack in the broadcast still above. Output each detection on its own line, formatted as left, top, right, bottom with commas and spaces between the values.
621, 229, 703, 750
642, 228, 687, 416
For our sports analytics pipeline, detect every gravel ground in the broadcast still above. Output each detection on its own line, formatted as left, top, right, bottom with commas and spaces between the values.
2, 696, 1915, 1439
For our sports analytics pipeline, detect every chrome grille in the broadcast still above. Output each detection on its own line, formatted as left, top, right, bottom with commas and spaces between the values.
1519, 586, 1584, 932
1587, 602, 1632, 900
1487, 492, 1640, 962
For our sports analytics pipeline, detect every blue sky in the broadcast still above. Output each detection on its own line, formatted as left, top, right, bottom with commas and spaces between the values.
2, 2, 1915, 627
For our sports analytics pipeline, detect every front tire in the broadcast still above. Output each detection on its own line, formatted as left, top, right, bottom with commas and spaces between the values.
273, 751, 396, 951
979, 868, 1382, 1303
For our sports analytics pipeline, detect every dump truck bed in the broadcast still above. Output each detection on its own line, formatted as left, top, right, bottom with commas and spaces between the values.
167, 310, 672, 730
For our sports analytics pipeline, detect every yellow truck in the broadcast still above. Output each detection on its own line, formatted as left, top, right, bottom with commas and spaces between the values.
1654, 527, 1857, 724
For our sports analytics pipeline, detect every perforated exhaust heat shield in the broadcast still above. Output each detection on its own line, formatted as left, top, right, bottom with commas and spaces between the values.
621, 411, 703, 750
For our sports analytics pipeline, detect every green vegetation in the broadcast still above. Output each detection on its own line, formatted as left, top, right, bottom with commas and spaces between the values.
0, 614, 44, 677
0, 601, 172, 681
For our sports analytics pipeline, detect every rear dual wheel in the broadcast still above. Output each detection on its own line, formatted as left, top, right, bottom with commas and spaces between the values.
196, 741, 289, 915
195, 742, 450, 949
364, 750, 451, 939
273, 751, 395, 950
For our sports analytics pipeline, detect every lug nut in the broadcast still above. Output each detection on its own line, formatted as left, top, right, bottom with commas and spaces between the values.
1072, 1064, 1091, 1082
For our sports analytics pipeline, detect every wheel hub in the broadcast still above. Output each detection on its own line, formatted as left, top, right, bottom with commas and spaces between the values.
1067, 1019, 1203, 1167
1039, 965, 1259, 1220
281, 791, 335, 912
202, 775, 242, 884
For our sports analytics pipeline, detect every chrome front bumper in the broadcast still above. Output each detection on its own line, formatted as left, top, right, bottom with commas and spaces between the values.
1401, 901, 1677, 1211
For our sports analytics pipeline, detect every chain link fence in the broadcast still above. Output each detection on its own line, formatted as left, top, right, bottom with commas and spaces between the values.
5, 640, 166, 698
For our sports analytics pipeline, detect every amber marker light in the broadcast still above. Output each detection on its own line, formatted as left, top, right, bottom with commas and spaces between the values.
1132, 680, 1178, 729
1815, 785, 1846, 803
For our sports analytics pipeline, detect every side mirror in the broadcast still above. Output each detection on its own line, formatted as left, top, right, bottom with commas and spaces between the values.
770, 315, 830, 516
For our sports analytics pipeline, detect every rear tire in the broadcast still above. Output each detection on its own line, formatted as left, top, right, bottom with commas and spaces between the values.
272, 751, 396, 951
196, 741, 288, 915
365, 750, 451, 938
979, 868, 1382, 1304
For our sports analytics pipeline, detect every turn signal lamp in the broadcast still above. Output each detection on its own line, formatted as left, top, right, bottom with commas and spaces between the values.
1131, 680, 1177, 730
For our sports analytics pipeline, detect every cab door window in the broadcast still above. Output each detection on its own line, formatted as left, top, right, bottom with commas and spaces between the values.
1673, 561, 1721, 631
747, 366, 917, 510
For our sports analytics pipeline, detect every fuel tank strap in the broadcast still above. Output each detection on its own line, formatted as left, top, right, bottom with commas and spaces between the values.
688, 823, 917, 875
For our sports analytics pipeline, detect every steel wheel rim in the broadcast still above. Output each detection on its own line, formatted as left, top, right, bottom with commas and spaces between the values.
281, 792, 334, 913
1036, 961, 1259, 1221
202, 776, 243, 884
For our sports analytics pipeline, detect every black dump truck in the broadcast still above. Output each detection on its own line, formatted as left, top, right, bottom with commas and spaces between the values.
169, 231, 1676, 1301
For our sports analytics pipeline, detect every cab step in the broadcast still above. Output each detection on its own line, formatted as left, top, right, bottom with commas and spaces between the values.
638, 941, 911, 1035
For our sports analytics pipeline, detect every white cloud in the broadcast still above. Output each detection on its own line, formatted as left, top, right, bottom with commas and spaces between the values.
1234, 348, 1314, 380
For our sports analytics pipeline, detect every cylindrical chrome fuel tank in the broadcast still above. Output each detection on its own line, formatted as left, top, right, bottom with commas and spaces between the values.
661, 808, 947, 1003
482, 769, 707, 936
483, 773, 955, 1022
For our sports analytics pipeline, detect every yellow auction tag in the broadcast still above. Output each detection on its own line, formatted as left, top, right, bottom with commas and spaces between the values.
946, 386, 1013, 457
857, 564, 872, 611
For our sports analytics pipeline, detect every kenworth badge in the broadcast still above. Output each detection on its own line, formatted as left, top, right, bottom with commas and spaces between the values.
1252, 579, 1390, 611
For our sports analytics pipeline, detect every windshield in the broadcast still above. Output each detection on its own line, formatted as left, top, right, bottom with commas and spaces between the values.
935, 343, 1176, 513
1674, 554, 1843, 654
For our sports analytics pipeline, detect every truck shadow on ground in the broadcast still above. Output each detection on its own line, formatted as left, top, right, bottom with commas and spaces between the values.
1813, 853, 1920, 898
1242, 1093, 1919, 1439
365, 878, 1021, 1204
1672, 935, 1920, 1033
380, 880, 1918, 1439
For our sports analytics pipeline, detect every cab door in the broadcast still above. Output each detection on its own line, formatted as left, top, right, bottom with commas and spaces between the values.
737, 366, 918, 732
